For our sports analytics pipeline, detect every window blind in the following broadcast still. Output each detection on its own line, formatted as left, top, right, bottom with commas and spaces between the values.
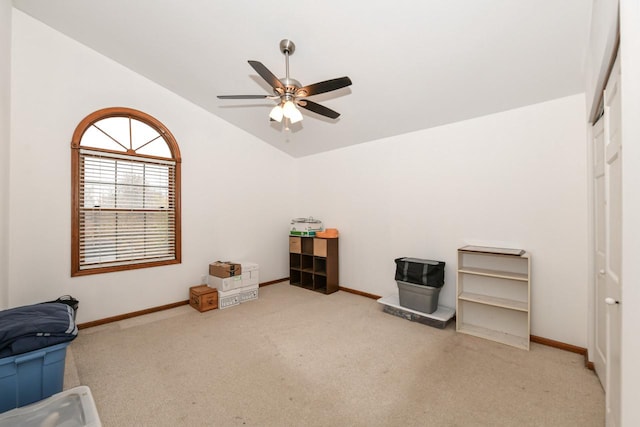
78, 149, 176, 269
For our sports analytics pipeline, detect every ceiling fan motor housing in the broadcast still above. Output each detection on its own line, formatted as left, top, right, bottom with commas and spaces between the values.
277, 78, 302, 97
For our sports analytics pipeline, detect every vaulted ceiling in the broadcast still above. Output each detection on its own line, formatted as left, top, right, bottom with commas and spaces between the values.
13, 0, 592, 157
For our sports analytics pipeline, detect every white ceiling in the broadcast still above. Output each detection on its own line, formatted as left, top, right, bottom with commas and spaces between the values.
13, 0, 592, 158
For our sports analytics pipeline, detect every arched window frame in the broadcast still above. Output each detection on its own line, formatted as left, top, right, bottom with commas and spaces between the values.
71, 107, 182, 276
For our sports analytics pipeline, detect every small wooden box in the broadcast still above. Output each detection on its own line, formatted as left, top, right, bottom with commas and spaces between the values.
189, 285, 218, 312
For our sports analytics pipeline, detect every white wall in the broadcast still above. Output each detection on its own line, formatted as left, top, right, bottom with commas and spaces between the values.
296, 94, 589, 346
0, 0, 11, 310
9, 10, 296, 323
620, 0, 640, 424
7, 8, 593, 349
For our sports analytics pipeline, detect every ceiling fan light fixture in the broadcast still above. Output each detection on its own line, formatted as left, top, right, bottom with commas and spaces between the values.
269, 104, 284, 122
288, 107, 303, 124
282, 100, 303, 123
282, 100, 297, 116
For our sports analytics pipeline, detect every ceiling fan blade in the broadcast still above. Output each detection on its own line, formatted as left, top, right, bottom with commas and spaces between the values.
217, 95, 270, 99
296, 76, 352, 97
297, 100, 341, 119
248, 60, 285, 91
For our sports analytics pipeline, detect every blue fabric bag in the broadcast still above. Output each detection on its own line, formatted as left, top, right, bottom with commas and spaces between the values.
0, 303, 78, 358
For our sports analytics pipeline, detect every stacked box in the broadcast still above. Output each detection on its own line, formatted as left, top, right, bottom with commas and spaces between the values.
239, 284, 259, 303
209, 261, 242, 278
207, 275, 242, 292
189, 285, 218, 312
240, 262, 259, 287
205, 262, 258, 308
217, 288, 241, 309
239, 262, 259, 303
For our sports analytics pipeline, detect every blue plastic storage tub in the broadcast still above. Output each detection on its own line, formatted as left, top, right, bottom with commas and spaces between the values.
0, 341, 69, 413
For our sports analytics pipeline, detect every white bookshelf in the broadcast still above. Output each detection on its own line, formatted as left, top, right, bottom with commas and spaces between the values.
456, 246, 531, 350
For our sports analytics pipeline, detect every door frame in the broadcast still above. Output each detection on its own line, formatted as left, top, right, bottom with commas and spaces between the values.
619, 0, 640, 424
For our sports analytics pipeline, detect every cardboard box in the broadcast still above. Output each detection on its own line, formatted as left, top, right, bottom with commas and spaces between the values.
313, 238, 327, 257
217, 288, 241, 309
289, 237, 301, 254
240, 262, 259, 287
239, 283, 259, 303
209, 261, 242, 278
208, 275, 242, 292
189, 285, 218, 312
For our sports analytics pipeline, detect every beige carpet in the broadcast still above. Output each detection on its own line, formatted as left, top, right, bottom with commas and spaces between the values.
64, 282, 604, 426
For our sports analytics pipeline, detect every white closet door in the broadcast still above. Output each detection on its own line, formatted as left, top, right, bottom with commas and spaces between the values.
603, 54, 622, 427
592, 116, 606, 384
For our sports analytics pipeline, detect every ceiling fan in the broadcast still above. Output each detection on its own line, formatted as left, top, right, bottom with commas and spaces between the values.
217, 39, 352, 125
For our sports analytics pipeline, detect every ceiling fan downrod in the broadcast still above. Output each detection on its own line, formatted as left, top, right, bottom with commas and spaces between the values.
279, 39, 300, 93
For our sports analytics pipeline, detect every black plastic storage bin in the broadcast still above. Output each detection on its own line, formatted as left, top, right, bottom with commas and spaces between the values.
394, 257, 445, 288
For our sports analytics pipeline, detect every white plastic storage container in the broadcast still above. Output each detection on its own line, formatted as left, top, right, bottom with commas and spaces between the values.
0, 386, 101, 427
290, 217, 323, 236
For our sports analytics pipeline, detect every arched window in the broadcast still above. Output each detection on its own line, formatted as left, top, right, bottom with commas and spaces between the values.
71, 107, 181, 276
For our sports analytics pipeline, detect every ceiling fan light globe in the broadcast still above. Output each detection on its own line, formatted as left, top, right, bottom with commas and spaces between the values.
282, 100, 298, 118
289, 107, 303, 124
269, 105, 284, 122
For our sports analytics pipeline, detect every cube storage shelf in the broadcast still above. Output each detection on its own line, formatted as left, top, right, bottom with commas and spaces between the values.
289, 236, 338, 294
456, 246, 531, 350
